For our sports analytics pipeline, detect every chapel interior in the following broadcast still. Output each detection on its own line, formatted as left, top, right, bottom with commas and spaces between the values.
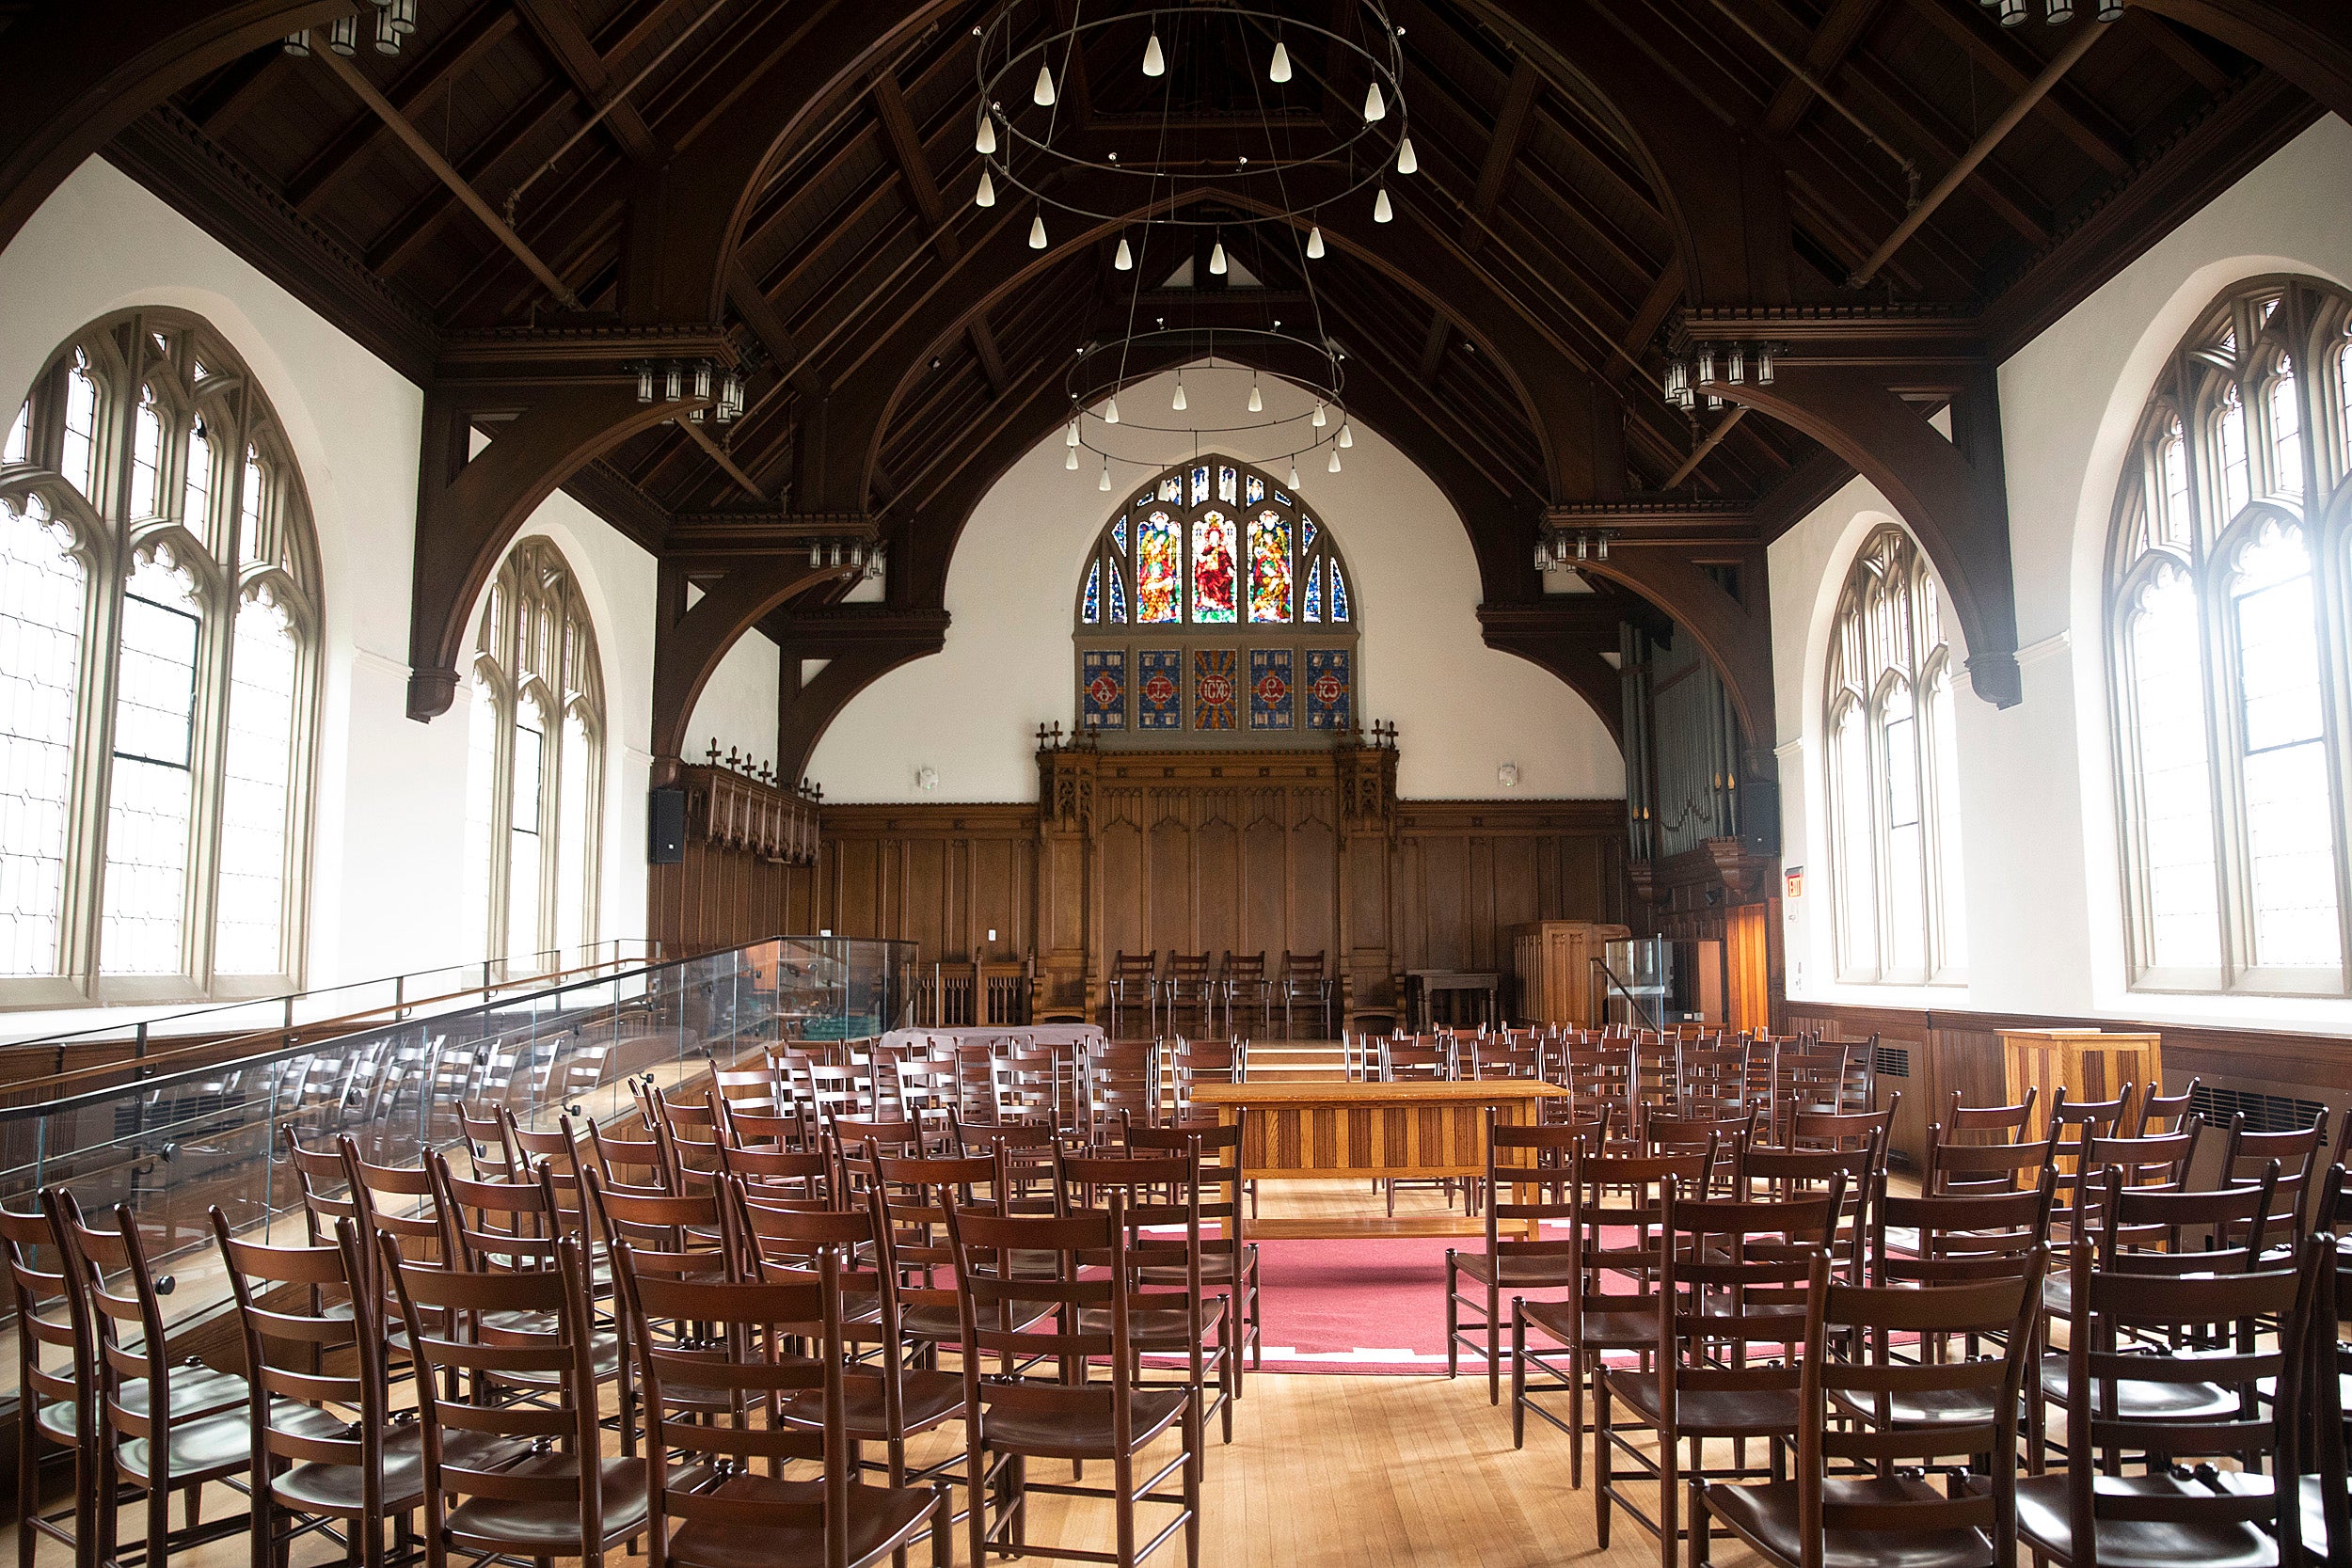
1, 2, 2349, 1566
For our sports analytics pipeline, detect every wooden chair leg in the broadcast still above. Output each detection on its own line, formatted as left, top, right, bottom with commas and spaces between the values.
1509, 1305, 1528, 1449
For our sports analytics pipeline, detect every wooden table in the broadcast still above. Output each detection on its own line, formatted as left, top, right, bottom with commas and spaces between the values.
1190, 1079, 1567, 1238
1404, 969, 1502, 1032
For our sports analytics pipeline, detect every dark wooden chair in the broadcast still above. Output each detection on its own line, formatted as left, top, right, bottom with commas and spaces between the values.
1377, 1035, 1463, 1215
1122, 1114, 1263, 1377
1766, 1038, 1850, 1144
1279, 950, 1331, 1039
1108, 951, 1159, 1038
384, 1231, 650, 1568
2133, 1075, 2200, 1134
1219, 951, 1269, 1038
1154, 952, 1213, 1038
2016, 1227, 2317, 1567
1693, 1250, 2045, 1568
943, 1196, 1201, 1568
2216, 1108, 2329, 1253
1596, 1180, 1845, 1568
2300, 1165, 2348, 1562
1447, 1114, 1585, 1403
1168, 1039, 1245, 1123
1511, 1145, 1713, 1480
1085, 1041, 1163, 1142
2, 1204, 93, 1568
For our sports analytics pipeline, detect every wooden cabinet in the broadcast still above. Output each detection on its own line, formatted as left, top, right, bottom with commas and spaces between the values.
1509, 920, 1630, 1027
2000, 1028, 2164, 1145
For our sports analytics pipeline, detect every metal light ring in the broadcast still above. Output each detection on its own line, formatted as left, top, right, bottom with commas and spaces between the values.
1063, 327, 1346, 406
1073, 401, 1345, 442
1074, 426, 1354, 471
974, 2, 1407, 229
982, 132, 1404, 227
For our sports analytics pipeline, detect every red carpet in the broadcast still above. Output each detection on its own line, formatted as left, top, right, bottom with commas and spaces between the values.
1248, 1237, 1574, 1375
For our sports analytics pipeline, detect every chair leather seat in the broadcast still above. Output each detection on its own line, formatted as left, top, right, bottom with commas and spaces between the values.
663, 1477, 935, 1568
33, 1400, 79, 1443
2042, 1273, 2073, 1319
1518, 1299, 1652, 1351
2015, 1473, 2280, 1568
777, 1369, 967, 1436
269, 1424, 441, 1515
443, 1453, 649, 1552
485, 1329, 625, 1386
1601, 1370, 1800, 1437
1833, 1385, 2011, 1427
2036, 1356, 2240, 1421
115, 1366, 250, 1422
1705, 1478, 1998, 1568
118, 1398, 339, 1482
1452, 1251, 1580, 1288
980, 1387, 1188, 1460
899, 1301, 1056, 1341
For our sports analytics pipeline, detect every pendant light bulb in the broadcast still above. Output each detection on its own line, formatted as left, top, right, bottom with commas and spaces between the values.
1142, 30, 1165, 76
1028, 212, 1048, 249
1328, 448, 1343, 473
1311, 402, 1327, 429
1104, 397, 1120, 425
1374, 186, 1393, 223
1172, 375, 1187, 412
975, 116, 996, 156
1248, 373, 1263, 413
1034, 64, 1057, 105
1363, 80, 1387, 122
1209, 241, 1228, 276
1289, 460, 1301, 487
1066, 446, 1080, 470
1339, 421, 1354, 449
1269, 40, 1293, 83
1306, 225, 1326, 260
1066, 420, 1080, 448
1099, 460, 1113, 493
1114, 236, 1134, 271
975, 168, 995, 208
1396, 135, 1418, 175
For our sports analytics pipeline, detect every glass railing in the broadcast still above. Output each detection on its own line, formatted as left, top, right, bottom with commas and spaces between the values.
0, 935, 913, 1398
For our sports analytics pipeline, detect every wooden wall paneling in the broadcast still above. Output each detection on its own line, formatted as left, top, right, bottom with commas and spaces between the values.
1198, 797, 1241, 959
1241, 794, 1286, 963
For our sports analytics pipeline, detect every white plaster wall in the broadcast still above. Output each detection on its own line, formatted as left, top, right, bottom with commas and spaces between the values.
0, 158, 776, 1008
807, 364, 1624, 802
1771, 116, 2352, 1035
685, 632, 781, 775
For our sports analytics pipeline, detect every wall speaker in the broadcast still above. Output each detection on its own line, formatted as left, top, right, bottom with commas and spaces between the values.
648, 787, 686, 864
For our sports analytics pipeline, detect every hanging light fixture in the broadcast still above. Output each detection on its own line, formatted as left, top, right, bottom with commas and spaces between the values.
1726, 346, 1745, 385
1034, 63, 1057, 105
1306, 225, 1326, 260
1269, 40, 1293, 83
1395, 135, 1418, 175
1339, 421, 1353, 449
1209, 240, 1228, 276
975, 168, 995, 208
389, 1, 417, 38
1029, 211, 1049, 248
1114, 236, 1134, 270
1290, 460, 1301, 486
663, 362, 683, 403
1373, 186, 1393, 223
1066, 420, 1080, 447
1104, 396, 1120, 425
1248, 372, 1263, 413
1312, 402, 1327, 429
1756, 342, 1778, 385
2046, 0, 2074, 20
282, 30, 311, 55
635, 364, 655, 404
326, 14, 358, 54
373, 6, 402, 54
810, 540, 823, 567
1172, 373, 1187, 412
1066, 446, 1080, 470
1363, 80, 1387, 121
1994, 0, 2027, 23
1099, 459, 1112, 492
975, 115, 996, 156
1328, 448, 1343, 473
1142, 28, 1166, 76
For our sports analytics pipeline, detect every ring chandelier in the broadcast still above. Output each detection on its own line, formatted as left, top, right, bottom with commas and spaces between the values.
1062, 325, 1357, 490
972, 1, 1412, 245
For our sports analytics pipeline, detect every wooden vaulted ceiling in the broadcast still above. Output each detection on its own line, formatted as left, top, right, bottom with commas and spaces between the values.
85, 0, 2311, 621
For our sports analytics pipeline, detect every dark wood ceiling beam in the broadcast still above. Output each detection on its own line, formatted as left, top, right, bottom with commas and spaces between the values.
1895, 0, 2135, 174
868, 68, 960, 261
676, 414, 769, 500
197, 50, 291, 139
728, 259, 826, 398
1461, 57, 1541, 251
2122, 8, 2231, 93
1761, 0, 1889, 135
1837, 53, 2050, 246
289, 8, 523, 214
514, 0, 661, 165
968, 316, 1009, 395
1418, 311, 1452, 386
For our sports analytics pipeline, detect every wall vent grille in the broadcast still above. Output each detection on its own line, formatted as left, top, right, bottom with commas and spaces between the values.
2188, 1084, 2328, 1136
1874, 1044, 1912, 1080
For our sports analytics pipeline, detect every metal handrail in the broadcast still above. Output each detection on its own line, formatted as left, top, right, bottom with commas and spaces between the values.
1590, 956, 1662, 1034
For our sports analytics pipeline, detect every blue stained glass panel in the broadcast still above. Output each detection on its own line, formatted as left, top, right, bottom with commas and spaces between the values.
1218, 465, 1237, 502
1330, 561, 1350, 621
1245, 474, 1264, 503
1304, 560, 1322, 622
1306, 649, 1351, 730
1159, 477, 1182, 501
1191, 465, 1209, 504
1082, 561, 1100, 623
1137, 650, 1182, 729
1081, 649, 1125, 729
1249, 648, 1294, 730
1113, 515, 1127, 554
1301, 515, 1317, 551
1108, 562, 1126, 623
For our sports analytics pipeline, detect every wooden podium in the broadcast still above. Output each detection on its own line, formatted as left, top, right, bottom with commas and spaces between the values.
1999, 1028, 2163, 1143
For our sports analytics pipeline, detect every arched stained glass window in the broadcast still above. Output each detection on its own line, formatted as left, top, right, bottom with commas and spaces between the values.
1073, 453, 1359, 743
2106, 276, 2352, 994
0, 308, 322, 1002
463, 537, 605, 976
1823, 525, 1965, 985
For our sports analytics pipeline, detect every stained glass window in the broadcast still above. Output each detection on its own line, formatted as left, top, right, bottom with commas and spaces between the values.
1190, 465, 1209, 504
0, 309, 324, 997
1330, 561, 1350, 621
1107, 562, 1126, 624
1192, 511, 1236, 623
2106, 277, 2352, 992
1217, 465, 1237, 503
1136, 510, 1180, 622
1305, 560, 1322, 622
1248, 510, 1291, 622
1245, 474, 1264, 504
1082, 561, 1101, 624
1113, 515, 1127, 554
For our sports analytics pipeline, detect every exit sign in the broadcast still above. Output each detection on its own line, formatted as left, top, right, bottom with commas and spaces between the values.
1784, 866, 1804, 897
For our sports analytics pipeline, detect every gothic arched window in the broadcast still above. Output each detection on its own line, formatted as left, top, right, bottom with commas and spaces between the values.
0, 309, 322, 1003
2107, 277, 2352, 993
1824, 525, 1966, 985
462, 537, 605, 974
1073, 455, 1359, 742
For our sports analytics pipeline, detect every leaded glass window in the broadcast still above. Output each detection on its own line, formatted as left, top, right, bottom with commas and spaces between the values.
0, 308, 322, 1000
1824, 525, 1966, 985
463, 537, 605, 976
1073, 453, 1359, 743
2106, 276, 2352, 994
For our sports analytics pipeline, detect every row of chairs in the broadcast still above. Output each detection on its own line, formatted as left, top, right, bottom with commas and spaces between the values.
8, 1085, 1264, 1568
1105, 951, 1331, 1038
